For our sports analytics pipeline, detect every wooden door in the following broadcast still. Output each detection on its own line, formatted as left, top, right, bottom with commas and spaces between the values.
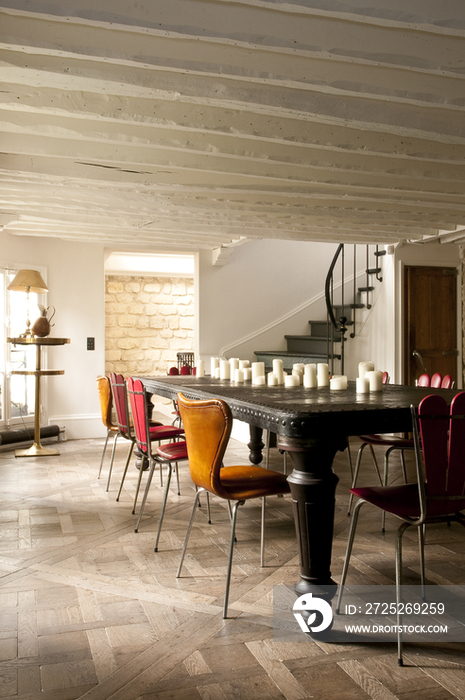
404, 266, 458, 385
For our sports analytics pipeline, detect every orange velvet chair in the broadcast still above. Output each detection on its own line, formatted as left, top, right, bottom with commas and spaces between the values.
175, 392, 290, 618
96, 376, 118, 480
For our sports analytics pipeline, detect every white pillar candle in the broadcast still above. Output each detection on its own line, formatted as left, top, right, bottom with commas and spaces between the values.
267, 372, 278, 386
196, 360, 205, 377
220, 360, 231, 380
229, 358, 239, 375
317, 363, 330, 387
330, 375, 348, 390
253, 375, 266, 386
304, 363, 317, 388
293, 363, 305, 373
252, 362, 265, 383
367, 370, 383, 392
234, 368, 244, 383
292, 369, 303, 385
356, 376, 370, 393
272, 358, 285, 385
211, 357, 220, 375
285, 374, 300, 387
243, 367, 252, 381
239, 360, 250, 369
358, 361, 375, 378
214, 367, 221, 379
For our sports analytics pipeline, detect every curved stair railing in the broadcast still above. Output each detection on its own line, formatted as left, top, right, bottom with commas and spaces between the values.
325, 244, 385, 374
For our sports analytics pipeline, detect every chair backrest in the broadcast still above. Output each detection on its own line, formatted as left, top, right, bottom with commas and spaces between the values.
168, 366, 179, 375
96, 376, 115, 429
127, 377, 151, 457
177, 392, 232, 499
382, 371, 389, 385
430, 372, 442, 388
418, 373, 430, 387
415, 392, 465, 500
109, 373, 132, 438
441, 375, 453, 389
180, 365, 192, 375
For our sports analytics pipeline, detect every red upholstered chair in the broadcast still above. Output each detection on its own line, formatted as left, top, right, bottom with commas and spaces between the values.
107, 372, 142, 492
337, 392, 465, 666
96, 376, 119, 480
168, 366, 179, 376
418, 373, 430, 387
430, 372, 442, 388
111, 374, 184, 503
127, 377, 187, 545
180, 365, 192, 375
175, 392, 290, 618
347, 372, 410, 522
441, 374, 454, 389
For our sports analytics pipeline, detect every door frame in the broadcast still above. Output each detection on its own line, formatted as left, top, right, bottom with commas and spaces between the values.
396, 254, 462, 388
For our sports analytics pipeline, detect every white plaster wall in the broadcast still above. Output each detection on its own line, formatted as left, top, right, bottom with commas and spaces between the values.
197, 239, 338, 362
2, 232, 106, 439
344, 251, 396, 381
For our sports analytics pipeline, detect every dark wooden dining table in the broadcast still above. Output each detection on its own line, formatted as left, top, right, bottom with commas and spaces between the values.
137, 374, 459, 600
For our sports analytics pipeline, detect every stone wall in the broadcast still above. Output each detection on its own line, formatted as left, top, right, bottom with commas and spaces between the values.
105, 275, 194, 377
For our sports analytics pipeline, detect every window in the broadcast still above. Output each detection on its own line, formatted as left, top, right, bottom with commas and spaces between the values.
0, 268, 46, 427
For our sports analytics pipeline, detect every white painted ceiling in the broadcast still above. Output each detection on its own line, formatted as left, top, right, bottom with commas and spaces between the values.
1, 0, 465, 251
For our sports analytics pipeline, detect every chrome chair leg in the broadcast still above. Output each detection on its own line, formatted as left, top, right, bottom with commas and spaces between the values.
260, 496, 266, 567
134, 457, 157, 532
348, 443, 381, 515
132, 454, 148, 514
105, 432, 120, 491
418, 523, 426, 599
336, 497, 367, 613
98, 429, 112, 478
224, 500, 244, 618
395, 520, 411, 666
177, 489, 204, 577
115, 441, 135, 501
154, 462, 172, 552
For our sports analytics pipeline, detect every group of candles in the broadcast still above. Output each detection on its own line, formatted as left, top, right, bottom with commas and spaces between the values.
199, 357, 384, 392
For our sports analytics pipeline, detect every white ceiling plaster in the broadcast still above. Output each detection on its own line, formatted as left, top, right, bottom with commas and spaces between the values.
1, 0, 465, 250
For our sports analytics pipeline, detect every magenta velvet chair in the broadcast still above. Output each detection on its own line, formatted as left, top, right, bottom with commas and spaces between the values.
337, 391, 465, 666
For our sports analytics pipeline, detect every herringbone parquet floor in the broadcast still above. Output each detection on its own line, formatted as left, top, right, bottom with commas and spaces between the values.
1, 420, 465, 700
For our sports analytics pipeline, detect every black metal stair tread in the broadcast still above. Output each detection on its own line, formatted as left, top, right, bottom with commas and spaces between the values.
285, 334, 329, 340
255, 350, 328, 358
307, 319, 354, 325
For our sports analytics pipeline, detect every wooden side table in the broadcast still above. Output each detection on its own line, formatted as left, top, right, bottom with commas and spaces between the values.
7, 337, 70, 457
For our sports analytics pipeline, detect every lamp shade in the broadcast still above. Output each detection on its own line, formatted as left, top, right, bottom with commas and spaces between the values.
7, 269, 48, 293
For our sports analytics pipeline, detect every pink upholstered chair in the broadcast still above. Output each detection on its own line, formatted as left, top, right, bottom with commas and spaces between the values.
337, 391, 465, 665
441, 375, 454, 389
347, 372, 410, 522
127, 377, 188, 548
418, 373, 430, 387
430, 372, 442, 388
110, 374, 184, 507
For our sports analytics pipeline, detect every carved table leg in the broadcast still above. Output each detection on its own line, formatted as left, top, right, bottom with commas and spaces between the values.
248, 425, 265, 465
279, 435, 345, 600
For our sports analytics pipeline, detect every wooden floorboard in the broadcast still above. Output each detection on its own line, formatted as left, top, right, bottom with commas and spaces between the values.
0, 423, 464, 699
